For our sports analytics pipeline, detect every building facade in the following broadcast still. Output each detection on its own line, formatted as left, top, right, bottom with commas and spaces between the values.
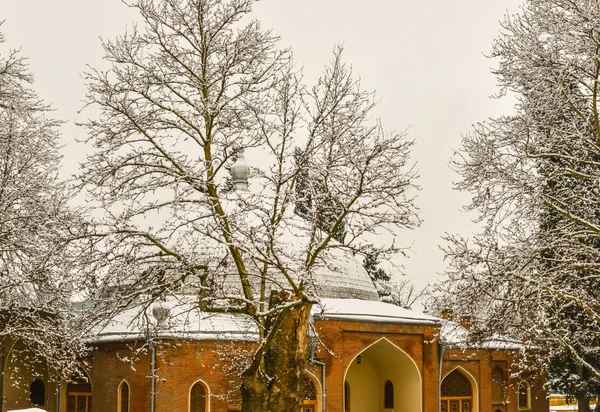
1, 297, 548, 412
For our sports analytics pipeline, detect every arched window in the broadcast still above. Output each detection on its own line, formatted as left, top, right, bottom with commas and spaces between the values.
344, 380, 351, 411
384, 380, 394, 408
442, 370, 472, 397
518, 381, 531, 410
190, 380, 208, 412
118, 381, 130, 412
491, 366, 505, 403
30, 379, 45, 406
441, 369, 473, 412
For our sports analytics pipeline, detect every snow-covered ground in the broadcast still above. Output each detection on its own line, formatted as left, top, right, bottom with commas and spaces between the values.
10, 408, 47, 412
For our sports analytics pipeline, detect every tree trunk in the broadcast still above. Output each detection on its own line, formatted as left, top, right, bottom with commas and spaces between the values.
576, 395, 591, 412
241, 302, 312, 412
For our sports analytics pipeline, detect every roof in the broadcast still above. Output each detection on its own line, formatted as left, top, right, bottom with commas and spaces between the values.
92, 297, 259, 343
91, 297, 443, 343
314, 298, 441, 325
210, 207, 380, 301
440, 321, 525, 350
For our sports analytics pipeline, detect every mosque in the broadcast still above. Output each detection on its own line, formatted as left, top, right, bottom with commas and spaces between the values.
0, 155, 549, 412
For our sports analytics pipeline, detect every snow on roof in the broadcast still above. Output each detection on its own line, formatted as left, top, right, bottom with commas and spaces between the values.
91, 297, 259, 343
214, 199, 380, 301
440, 321, 525, 350
313, 298, 441, 325
91, 296, 447, 343
90, 296, 528, 352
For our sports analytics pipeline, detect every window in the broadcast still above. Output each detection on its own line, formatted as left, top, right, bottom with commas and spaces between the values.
384, 380, 394, 408
344, 381, 351, 411
491, 366, 505, 403
441, 369, 473, 412
518, 381, 531, 410
190, 380, 208, 412
118, 381, 130, 412
442, 370, 472, 397
30, 379, 45, 406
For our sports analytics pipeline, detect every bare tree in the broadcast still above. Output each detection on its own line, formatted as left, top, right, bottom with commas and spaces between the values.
0, 23, 88, 374
363, 248, 424, 308
79, 1, 419, 410
433, 1, 600, 409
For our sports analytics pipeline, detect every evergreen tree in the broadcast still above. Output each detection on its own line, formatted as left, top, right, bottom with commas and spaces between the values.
294, 147, 347, 243
363, 250, 422, 308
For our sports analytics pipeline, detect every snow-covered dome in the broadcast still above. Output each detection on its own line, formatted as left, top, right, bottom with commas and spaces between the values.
309, 245, 379, 300
204, 157, 382, 301
205, 208, 380, 301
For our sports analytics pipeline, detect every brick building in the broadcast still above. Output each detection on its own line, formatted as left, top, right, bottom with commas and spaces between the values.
1, 295, 548, 412
0, 159, 548, 412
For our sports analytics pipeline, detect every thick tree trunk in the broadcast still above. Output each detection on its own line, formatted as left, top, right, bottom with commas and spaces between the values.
241, 302, 312, 412
576, 395, 591, 412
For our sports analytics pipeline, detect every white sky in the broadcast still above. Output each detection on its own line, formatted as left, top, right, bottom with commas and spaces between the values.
0, 0, 523, 294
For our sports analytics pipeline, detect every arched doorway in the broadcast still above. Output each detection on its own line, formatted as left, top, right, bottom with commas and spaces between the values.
66, 369, 92, 412
30, 379, 45, 406
302, 374, 318, 412
441, 369, 475, 412
344, 338, 421, 412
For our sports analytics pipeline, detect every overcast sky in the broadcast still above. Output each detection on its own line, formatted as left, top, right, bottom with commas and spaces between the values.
1, 0, 523, 295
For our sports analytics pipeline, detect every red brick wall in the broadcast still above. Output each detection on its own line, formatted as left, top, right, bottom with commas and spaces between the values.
314, 318, 440, 412
92, 340, 256, 412
87, 324, 548, 412
443, 348, 549, 412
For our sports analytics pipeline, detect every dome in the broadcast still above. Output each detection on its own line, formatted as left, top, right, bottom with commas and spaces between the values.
310, 246, 379, 300
206, 211, 380, 301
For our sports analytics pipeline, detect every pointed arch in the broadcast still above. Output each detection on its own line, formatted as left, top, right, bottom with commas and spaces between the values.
303, 370, 322, 412
117, 380, 130, 412
491, 366, 505, 403
518, 381, 531, 410
189, 378, 210, 412
3, 339, 50, 409
343, 337, 422, 412
441, 366, 479, 412
342, 336, 423, 382
67, 367, 93, 391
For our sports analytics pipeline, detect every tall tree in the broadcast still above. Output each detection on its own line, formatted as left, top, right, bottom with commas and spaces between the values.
0, 24, 87, 374
78, 1, 419, 410
432, 1, 600, 410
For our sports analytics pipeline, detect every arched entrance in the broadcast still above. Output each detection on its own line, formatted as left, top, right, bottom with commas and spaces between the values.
302, 373, 319, 412
66, 369, 92, 412
344, 338, 421, 412
441, 368, 477, 412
